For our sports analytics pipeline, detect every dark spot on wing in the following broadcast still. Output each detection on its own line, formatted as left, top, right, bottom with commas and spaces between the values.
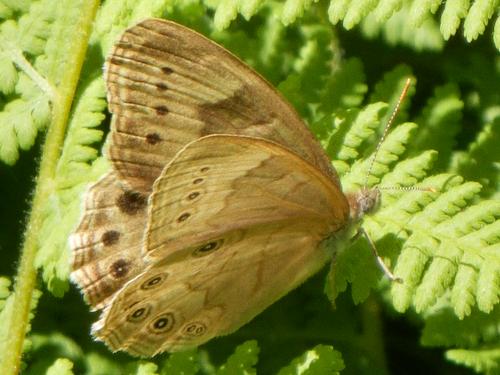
101, 230, 120, 246
117, 190, 147, 215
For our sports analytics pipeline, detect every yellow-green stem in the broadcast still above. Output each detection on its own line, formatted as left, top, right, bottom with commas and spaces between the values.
0, 2, 100, 374
360, 295, 389, 372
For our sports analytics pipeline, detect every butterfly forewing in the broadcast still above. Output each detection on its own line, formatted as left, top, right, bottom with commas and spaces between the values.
105, 18, 338, 192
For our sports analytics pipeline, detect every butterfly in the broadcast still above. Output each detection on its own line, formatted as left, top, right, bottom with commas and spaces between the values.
70, 18, 402, 356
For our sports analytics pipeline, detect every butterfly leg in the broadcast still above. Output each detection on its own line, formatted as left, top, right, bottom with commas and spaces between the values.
359, 227, 403, 283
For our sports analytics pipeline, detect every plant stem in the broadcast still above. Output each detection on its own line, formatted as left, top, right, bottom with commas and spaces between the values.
360, 295, 389, 373
0, 2, 100, 374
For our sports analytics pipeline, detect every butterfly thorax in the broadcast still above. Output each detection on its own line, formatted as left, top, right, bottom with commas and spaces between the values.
322, 188, 380, 252
345, 188, 380, 222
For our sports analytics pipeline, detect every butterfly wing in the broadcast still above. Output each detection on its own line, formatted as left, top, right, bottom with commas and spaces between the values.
94, 221, 332, 356
69, 173, 149, 309
105, 18, 337, 192
92, 135, 349, 355
145, 134, 347, 261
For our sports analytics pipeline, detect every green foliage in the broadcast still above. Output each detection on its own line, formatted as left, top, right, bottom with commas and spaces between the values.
0, 277, 42, 359
217, 340, 259, 374
277, 345, 344, 375
206, 0, 500, 51
1, 0, 499, 374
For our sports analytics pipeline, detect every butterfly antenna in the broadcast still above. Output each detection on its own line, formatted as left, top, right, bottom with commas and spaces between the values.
363, 78, 412, 189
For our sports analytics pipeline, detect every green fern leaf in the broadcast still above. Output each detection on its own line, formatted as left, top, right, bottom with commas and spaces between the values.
321, 66, 500, 324
408, 0, 441, 27
328, 0, 349, 25
134, 362, 159, 375
446, 347, 500, 374
421, 306, 500, 373
160, 350, 199, 375
495, 15, 500, 49
0, 54, 17, 94
318, 57, 367, 117
282, 0, 318, 26
240, 0, 265, 20
343, 0, 378, 30
217, 340, 259, 374
34, 76, 107, 296
46, 358, 74, 375
463, 0, 497, 42
205, 0, 499, 51
451, 122, 500, 198
440, 0, 469, 39
410, 83, 463, 170
277, 345, 344, 374
214, 0, 239, 30
0, 278, 41, 359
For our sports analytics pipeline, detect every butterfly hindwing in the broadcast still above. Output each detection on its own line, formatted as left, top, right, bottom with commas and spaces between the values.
145, 134, 348, 262
94, 221, 331, 355
70, 173, 149, 309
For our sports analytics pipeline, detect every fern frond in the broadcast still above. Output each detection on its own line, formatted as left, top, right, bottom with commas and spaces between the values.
214, 0, 240, 30
451, 121, 500, 198
132, 362, 158, 375
45, 358, 74, 375
0, 13, 54, 164
277, 345, 344, 374
410, 84, 463, 170
218, 340, 259, 374
446, 347, 500, 374
368, 65, 414, 125
207, 0, 499, 50
326, 103, 388, 176
318, 57, 367, 115
0, 1, 30, 20
390, 178, 499, 317
0, 278, 41, 359
160, 350, 200, 374
421, 306, 500, 374
463, 0, 497, 42
322, 68, 499, 324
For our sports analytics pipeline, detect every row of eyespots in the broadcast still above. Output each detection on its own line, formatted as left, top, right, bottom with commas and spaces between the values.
100, 189, 147, 248
175, 167, 210, 223
126, 307, 207, 337
110, 49, 173, 143
99, 190, 147, 249
102, 189, 149, 280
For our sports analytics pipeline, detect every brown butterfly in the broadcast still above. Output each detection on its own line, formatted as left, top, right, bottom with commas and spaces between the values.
70, 18, 401, 356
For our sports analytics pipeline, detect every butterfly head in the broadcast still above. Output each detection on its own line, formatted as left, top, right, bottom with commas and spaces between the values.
346, 187, 380, 222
